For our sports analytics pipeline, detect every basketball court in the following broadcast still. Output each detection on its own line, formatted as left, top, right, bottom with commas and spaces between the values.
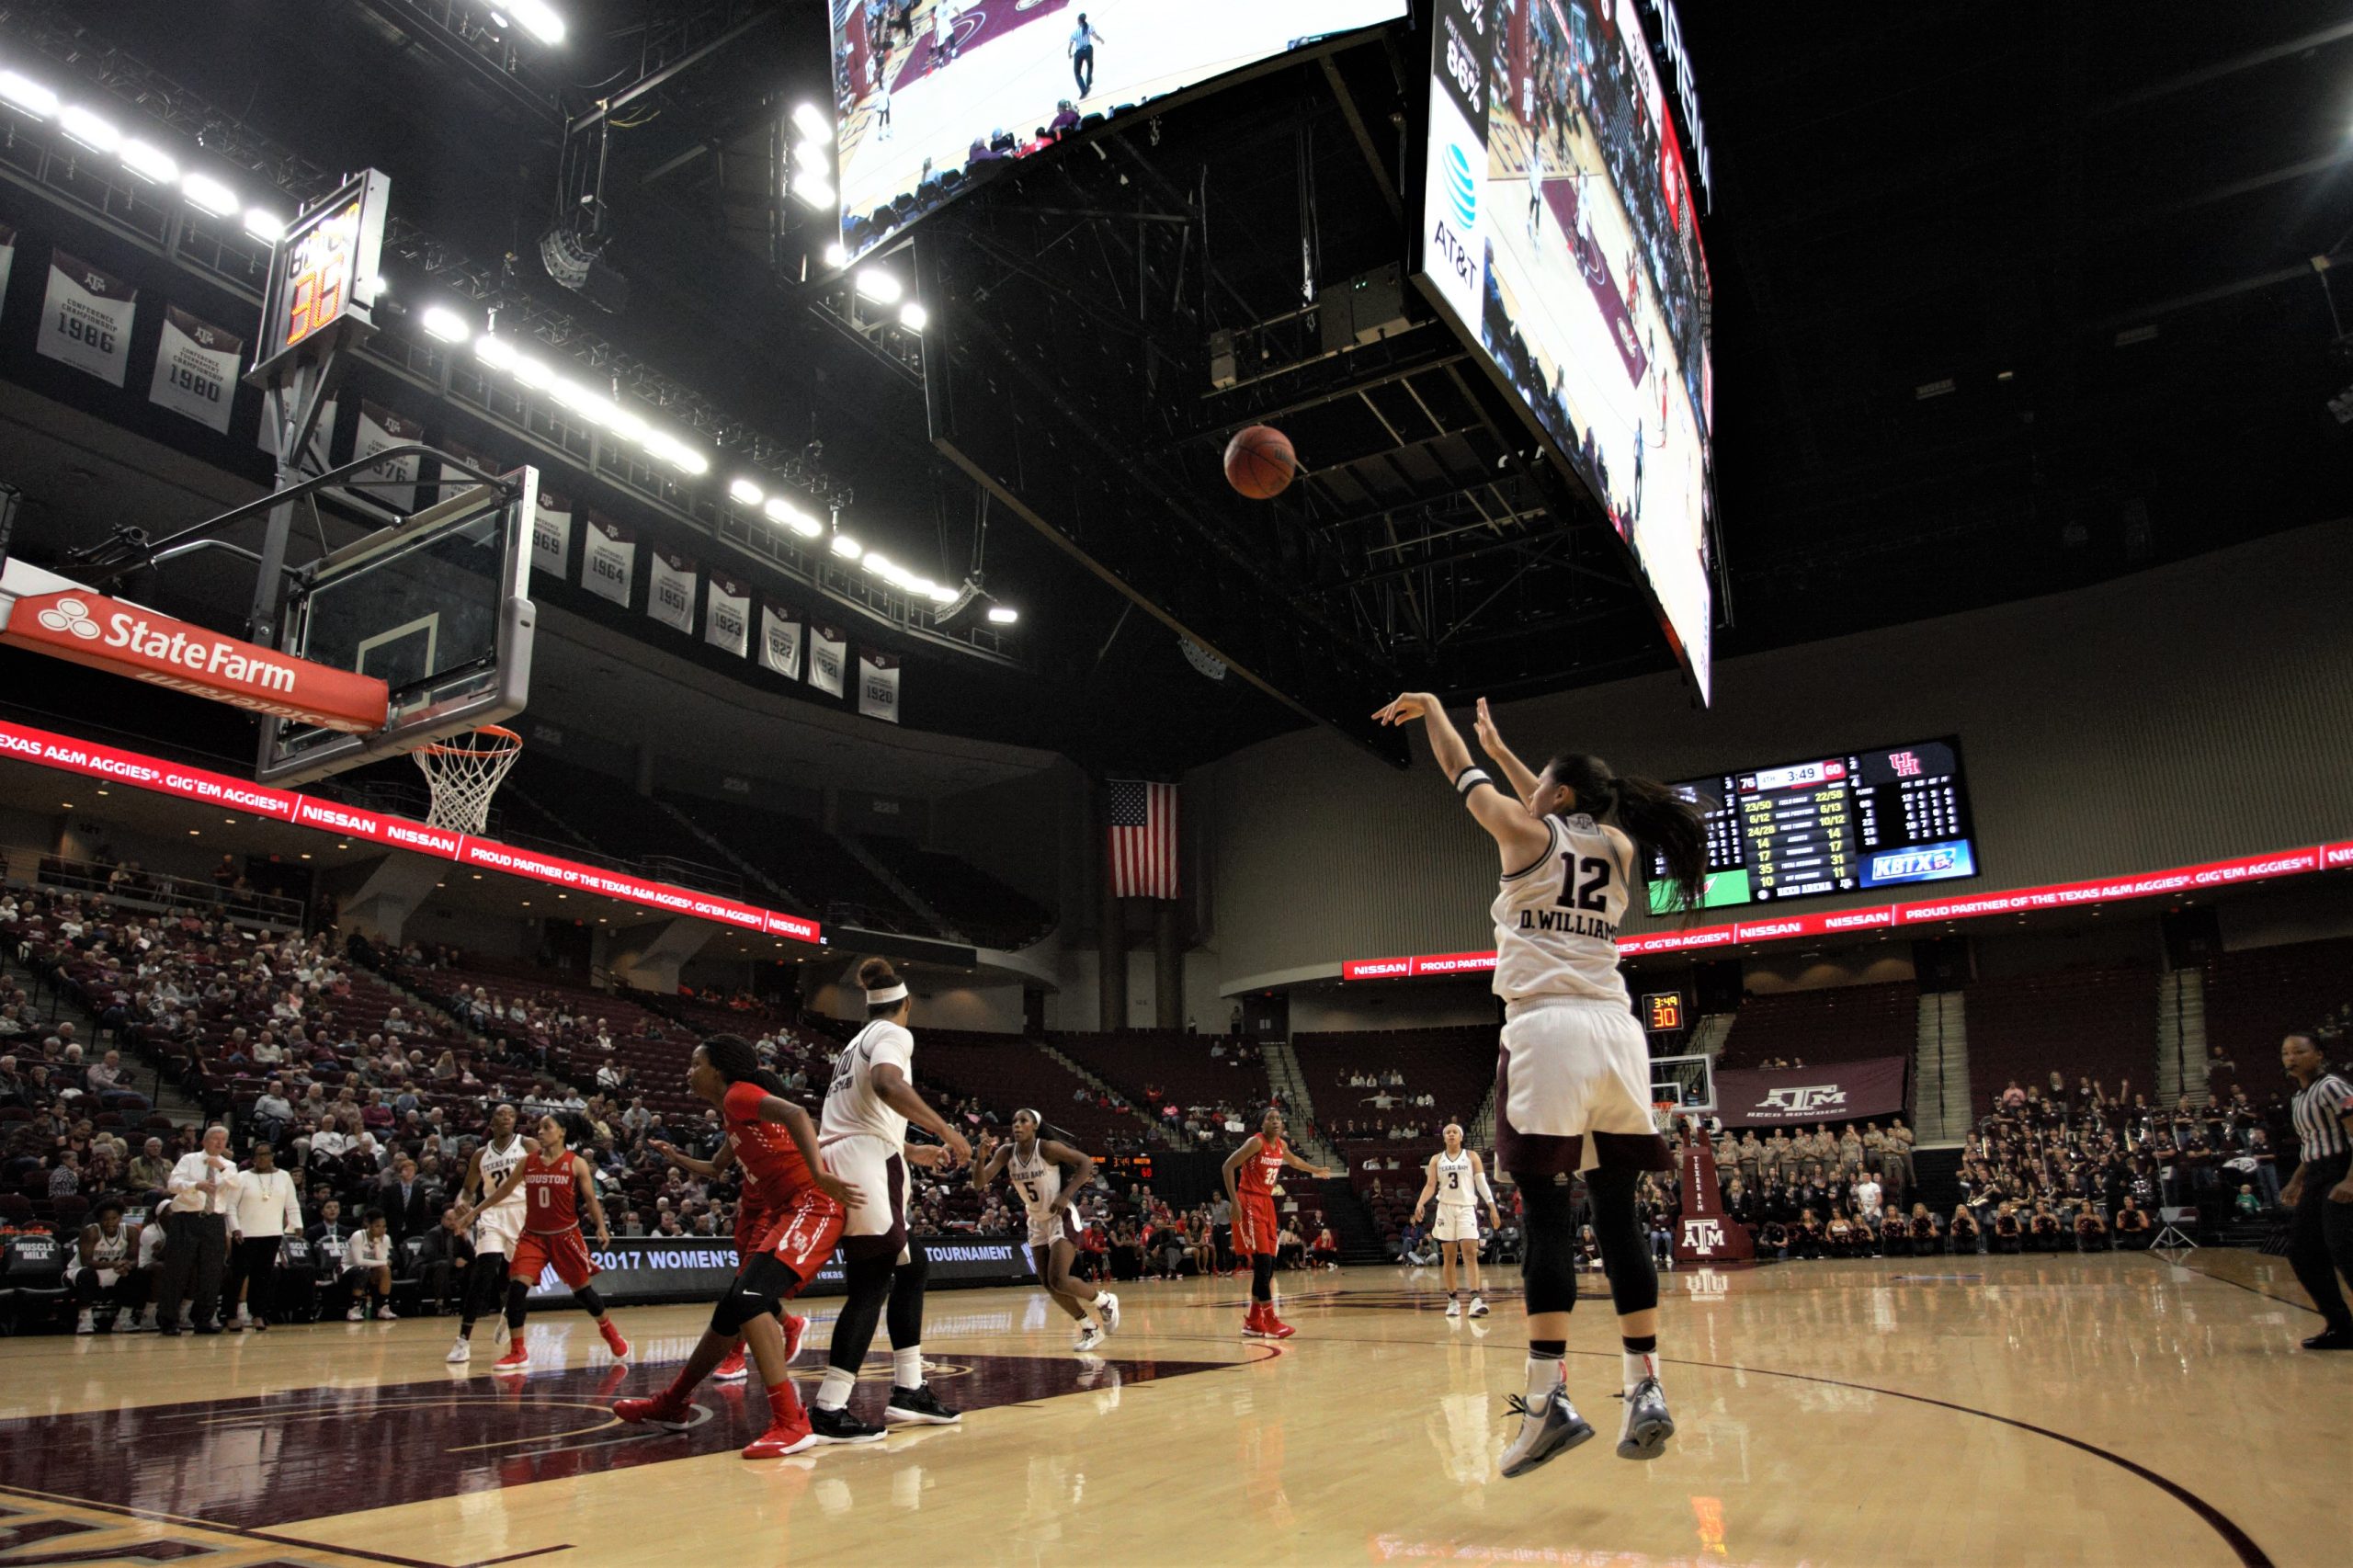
0, 1253, 2337, 1567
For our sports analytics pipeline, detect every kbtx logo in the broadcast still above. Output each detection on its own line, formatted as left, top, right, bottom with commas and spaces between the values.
1758, 1085, 1847, 1115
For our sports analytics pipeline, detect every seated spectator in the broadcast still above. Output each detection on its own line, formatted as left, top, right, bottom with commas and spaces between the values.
2113, 1199, 2153, 1248
1311, 1224, 1339, 1269
342, 1211, 396, 1322
70, 1199, 144, 1334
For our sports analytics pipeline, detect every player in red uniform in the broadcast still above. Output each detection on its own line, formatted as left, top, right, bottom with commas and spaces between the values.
647, 1132, 812, 1382
1220, 1108, 1333, 1339
457, 1111, 629, 1371
611, 1036, 864, 1459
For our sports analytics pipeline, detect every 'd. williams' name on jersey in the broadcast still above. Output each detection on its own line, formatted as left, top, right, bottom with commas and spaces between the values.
1489, 812, 1633, 1006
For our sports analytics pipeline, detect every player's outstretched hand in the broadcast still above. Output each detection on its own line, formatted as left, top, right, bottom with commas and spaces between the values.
940, 1127, 974, 1167
1472, 697, 1503, 753
1372, 692, 1438, 726
817, 1172, 867, 1210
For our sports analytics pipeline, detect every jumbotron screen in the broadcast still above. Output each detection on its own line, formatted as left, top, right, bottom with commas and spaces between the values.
831, 0, 1408, 258
1415, 0, 1715, 699
1647, 738, 1980, 914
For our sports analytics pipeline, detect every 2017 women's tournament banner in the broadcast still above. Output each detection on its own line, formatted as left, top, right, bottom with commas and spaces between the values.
524, 1235, 1036, 1304
1711, 1057, 1909, 1129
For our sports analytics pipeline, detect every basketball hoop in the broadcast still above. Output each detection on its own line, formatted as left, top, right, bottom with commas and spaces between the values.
413, 724, 521, 835
1653, 1101, 1681, 1137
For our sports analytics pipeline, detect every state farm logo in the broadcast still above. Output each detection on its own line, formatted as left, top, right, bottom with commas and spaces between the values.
37, 597, 102, 641
1758, 1085, 1847, 1115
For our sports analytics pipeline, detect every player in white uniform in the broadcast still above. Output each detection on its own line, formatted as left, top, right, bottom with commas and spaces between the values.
448, 1103, 529, 1364
813, 956, 974, 1442
1374, 692, 1709, 1480
974, 1109, 1121, 1350
1412, 1123, 1502, 1319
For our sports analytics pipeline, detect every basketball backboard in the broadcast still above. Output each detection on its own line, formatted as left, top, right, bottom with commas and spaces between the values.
255, 466, 537, 785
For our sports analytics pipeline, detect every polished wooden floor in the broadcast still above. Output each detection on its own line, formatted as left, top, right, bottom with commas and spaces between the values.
0, 1251, 2342, 1568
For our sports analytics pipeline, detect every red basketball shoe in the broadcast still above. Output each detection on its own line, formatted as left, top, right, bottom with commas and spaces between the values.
612, 1393, 695, 1432
713, 1347, 750, 1381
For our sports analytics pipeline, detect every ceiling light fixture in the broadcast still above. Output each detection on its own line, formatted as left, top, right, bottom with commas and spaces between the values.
243, 209, 287, 243
420, 305, 472, 344
119, 140, 177, 184
729, 477, 765, 506
792, 177, 836, 210
829, 533, 862, 560
792, 102, 833, 143
179, 172, 239, 216
855, 268, 903, 304
472, 334, 518, 370
59, 104, 120, 153
898, 301, 929, 331
0, 70, 58, 119
506, 0, 567, 44
823, 241, 849, 268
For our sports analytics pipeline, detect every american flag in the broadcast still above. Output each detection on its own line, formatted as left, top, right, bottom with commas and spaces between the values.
1107, 778, 1179, 900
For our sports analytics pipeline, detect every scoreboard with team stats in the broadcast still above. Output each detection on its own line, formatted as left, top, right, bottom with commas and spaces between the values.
1651, 737, 1980, 914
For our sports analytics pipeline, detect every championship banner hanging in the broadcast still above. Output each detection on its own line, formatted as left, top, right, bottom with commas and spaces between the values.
531, 489, 573, 582
707, 575, 751, 658
1712, 1058, 1909, 1130
353, 401, 424, 511
758, 602, 802, 678
581, 515, 636, 607
38, 249, 138, 387
808, 622, 847, 698
146, 306, 242, 434
0, 224, 16, 323
258, 393, 336, 472
646, 549, 698, 633
857, 650, 901, 724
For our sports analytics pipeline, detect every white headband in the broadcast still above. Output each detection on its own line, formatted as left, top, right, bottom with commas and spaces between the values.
867, 983, 909, 1005
1016, 1108, 1041, 1127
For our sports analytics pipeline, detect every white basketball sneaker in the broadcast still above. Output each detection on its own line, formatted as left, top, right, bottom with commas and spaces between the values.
1097, 1292, 1120, 1335
1444, 1298, 1463, 1318
446, 1336, 472, 1364
1500, 1381, 1595, 1478
1468, 1296, 1490, 1318
1074, 1323, 1106, 1352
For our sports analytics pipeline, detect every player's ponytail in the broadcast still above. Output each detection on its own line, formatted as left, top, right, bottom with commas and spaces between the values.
1546, 752, 1711, 915
858, 956, 907, 1018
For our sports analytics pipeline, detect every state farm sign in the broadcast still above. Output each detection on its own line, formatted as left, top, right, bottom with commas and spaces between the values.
1, 590, 387, 733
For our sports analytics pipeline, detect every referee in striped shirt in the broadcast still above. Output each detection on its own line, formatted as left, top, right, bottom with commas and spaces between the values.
2280, 1031, 2353, 1351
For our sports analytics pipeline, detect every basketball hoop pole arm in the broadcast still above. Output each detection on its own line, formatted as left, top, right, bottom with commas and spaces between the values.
67, 447, 520, 589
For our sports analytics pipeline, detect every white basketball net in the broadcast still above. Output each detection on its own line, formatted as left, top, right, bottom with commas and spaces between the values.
413, 727, 521, 835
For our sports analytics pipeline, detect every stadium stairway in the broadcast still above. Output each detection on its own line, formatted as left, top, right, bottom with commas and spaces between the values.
1313, 1176, 1389, 1266
834, 835, 957, 941
651, 799, 814, 918
1913, 991, 1971, 1142
2155, 967, 2207, 1106
1911, 1147, 1964, 1220
1259, 1041, 1337, 1168
1689, 1013, 1734, 1060
1034, 1042, 1180, 1149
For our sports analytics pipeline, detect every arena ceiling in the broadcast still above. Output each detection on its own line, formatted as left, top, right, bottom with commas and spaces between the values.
4, 0, 2347, 779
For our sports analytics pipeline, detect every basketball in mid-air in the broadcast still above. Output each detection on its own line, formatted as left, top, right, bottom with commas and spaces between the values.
1223, 425, 1296, 499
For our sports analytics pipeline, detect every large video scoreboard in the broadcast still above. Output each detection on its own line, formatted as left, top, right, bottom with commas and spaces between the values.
1649, 737, 1979, 913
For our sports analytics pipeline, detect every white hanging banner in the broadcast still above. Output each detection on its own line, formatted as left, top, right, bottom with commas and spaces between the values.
808, 622, 847, 699
39, 249, 138, 387
707, 575, 751, 658
0, 224, 17, 323
146, 306, 242, 434
353, 400, 424, 510
531, 489, 573, 583
647, 549, 698, 633
757, 602, 802, 679
857, 650, 902, 725
258, 392, 336, 471
581, 514, 636, 606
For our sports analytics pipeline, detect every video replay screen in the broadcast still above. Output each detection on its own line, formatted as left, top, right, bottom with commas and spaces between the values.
1416, 0, 1715, 699
831, 0, 1407, 256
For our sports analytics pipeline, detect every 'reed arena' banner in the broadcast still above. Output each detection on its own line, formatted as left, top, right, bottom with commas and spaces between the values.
523, 1235, 1036, 1304
1712, 1057, 1907, 1129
